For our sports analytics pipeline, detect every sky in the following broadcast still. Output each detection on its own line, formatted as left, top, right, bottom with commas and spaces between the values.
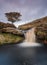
0, 0, 47, 26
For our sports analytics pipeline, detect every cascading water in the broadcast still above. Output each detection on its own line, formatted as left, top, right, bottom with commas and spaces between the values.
25, 27, 36, 42
18, 28, 42, 47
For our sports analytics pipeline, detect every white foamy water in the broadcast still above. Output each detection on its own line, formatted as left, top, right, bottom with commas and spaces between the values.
18, 42, 42, 47
25, 28, 36, 42
18, 28, 42, 47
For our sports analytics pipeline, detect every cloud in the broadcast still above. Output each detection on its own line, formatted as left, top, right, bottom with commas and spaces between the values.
0, 0, 47, 25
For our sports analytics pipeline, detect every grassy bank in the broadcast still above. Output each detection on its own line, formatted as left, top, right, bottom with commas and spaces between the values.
0, 33, 24, 45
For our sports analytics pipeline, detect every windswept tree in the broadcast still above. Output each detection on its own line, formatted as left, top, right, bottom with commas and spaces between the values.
5, 12, 22, 24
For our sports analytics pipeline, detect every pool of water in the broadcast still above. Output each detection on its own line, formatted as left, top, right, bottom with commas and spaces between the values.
0, 44, 47, 65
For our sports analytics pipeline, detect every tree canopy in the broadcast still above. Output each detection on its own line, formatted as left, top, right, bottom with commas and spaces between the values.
5, 12, 22, 24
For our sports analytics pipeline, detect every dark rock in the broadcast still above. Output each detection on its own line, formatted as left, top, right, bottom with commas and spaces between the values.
35, 23, 47, 44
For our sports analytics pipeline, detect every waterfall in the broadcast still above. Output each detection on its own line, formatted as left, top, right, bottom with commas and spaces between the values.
25, 28, 36, 42
18, 28, 42, 47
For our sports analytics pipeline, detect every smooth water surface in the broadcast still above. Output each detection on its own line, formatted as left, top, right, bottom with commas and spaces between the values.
0, 45, 47, 65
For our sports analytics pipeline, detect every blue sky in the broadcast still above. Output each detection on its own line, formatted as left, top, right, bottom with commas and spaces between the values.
0, 0, 47, 26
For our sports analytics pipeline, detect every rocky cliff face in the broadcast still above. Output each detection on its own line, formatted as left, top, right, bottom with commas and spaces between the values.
35, 23, 47, 44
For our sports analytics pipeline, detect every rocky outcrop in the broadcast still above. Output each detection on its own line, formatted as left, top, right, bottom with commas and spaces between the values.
18, 16, 47, 30
0, 22, 16, 29
0, 22, 25, 45
35, 23, 47, 44
0, 27, 24, 36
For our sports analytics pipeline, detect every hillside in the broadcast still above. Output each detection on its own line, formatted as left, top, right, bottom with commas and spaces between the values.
0, 22, 25, 45
18, 16, 47, 30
